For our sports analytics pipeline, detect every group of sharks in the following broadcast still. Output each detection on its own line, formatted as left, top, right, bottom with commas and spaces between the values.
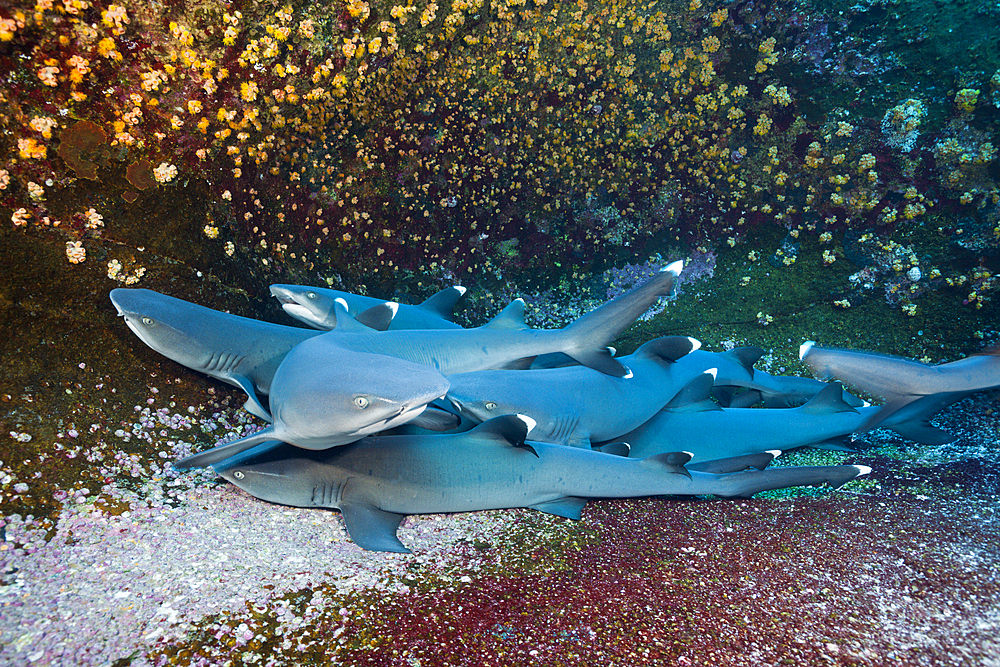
109, 263, 1000, 552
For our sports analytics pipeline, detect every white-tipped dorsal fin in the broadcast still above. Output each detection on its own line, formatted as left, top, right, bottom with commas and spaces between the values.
665, 260, 684, 275
485, 299, 529, 330
799, 340, 816, 359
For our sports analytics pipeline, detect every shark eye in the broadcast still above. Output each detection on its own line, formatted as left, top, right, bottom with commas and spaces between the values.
141, 317, 154, 326
234, 471, 244, 479
485, 402, 497, 411
354, 396, 370, 409
306, 291, 318, 300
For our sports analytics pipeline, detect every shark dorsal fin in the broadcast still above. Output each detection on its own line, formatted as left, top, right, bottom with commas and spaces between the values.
640, 451, 693, 478
724, 346, 764, 376
470, 414, 537, 455
484, 299, 530, 330
331, 299, 380, 333
633, 336, 701, 363
664, 370, 723, 412
419, 286, 467, 319
355, 302, 398, 331
800, 383, 859, 415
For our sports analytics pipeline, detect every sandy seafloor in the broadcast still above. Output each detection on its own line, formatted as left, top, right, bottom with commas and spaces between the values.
1, 386, 998, 666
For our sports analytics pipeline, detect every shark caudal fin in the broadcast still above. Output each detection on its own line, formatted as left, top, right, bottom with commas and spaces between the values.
712, 464, 869, 499
419, 286, 467, 319
561, 262, 682, 377
174, 427, 278, 470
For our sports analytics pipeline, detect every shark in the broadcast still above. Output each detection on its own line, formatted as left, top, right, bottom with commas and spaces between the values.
800, 341, 1000, 433
173, 344, 452, 469
269, 261, 685, 380
109, 288, 322, 422
445, 336, 702, 447
212, 415, 870, 553
270, 284, 466, 331
605, 371, 969, 463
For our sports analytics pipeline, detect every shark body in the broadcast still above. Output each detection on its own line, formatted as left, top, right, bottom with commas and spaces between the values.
214, 415, 869, 552
270, 284, 466, 331
109, 288, 321, 421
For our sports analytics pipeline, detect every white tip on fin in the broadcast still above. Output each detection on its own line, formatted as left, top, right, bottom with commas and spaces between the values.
454, 286, 468, 296
705, 367, 718, 380
517, 414, 537, 434
665, 260, 684, 275
799, 340, 815, 359
766, 449, 782, 457
386, 302, 399, 315
688, 337, 702, 351
854, 465, 872, 476
334, 297, 349, 309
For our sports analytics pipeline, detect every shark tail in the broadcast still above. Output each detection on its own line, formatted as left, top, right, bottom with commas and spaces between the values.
712, 464, 869, 499
174, 427, 278, 470
561, 262, 682, 377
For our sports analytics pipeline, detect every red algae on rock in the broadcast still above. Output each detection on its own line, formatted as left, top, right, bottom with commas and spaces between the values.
56, 120, 109, 181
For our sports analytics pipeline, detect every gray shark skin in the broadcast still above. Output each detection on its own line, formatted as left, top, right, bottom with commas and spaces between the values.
109, 288, 321, 422
212, 415, 869, 553
605, 372, 964, 463
270, 284, 466, 331
173, 346, 452, 469
278, 261, 684, 381
800, 341, 1000, 433
446, 336, 702, 447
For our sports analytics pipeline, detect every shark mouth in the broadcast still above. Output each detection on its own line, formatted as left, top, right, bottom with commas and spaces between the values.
355, 403, 431, 437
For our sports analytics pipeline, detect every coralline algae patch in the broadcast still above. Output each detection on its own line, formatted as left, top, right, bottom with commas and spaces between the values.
0, 461, 556, 666
140, 496, 1000, 667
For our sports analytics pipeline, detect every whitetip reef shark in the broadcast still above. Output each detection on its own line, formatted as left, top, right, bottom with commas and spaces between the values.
445, 336, 703, 447
270, 283, 466, 330
211, 414, 870, 553
173, 345, 452, 469
800, 341, 1000, 433
109, 288, 322, 422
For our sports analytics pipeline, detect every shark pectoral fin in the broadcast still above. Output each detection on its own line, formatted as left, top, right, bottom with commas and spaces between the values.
339, 502, 409, 553
641, 451, 693, 478
173, 428, 277, 470
687, 451, 777, 474
355, 302, 397, 331
231, 375, 272, 422
419, 285, 467, 319
566, 347, 631, 378
887, 422, 955, 445
596, 442, 630, 457
530, 497, 588, 520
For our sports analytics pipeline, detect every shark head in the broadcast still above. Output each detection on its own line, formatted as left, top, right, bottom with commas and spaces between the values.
444, 372, 523, 424
110, 288, 219, 371
213, 442, 345, 508
269, 342, 452, 449
269, 284, 338, 329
